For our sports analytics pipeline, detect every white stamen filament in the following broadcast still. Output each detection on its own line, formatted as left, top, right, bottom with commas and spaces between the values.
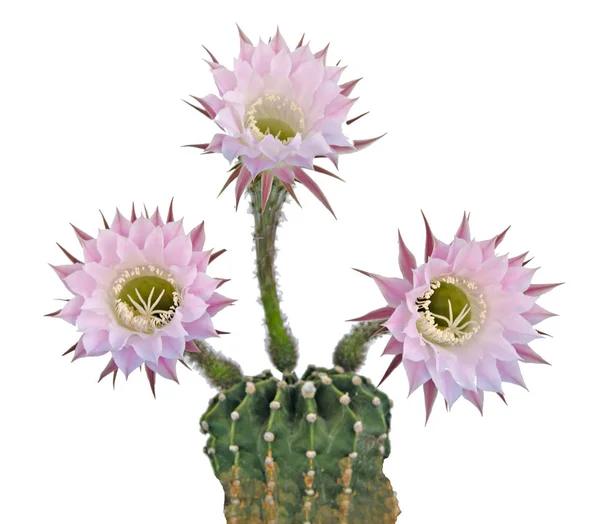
244, 94, 305, 144
416, 276, 487, 347
127, 287, 173, 318
429, 299, 474, 338
112, 265, 181, 334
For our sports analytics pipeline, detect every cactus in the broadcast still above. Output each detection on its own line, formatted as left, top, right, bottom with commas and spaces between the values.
187, 179, 401, 522
200, 366, 400, 523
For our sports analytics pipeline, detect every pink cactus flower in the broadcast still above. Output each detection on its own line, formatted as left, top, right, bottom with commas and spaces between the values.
48, 202, 234, 395
354, 213, 560, 422
187, 26, 382, 215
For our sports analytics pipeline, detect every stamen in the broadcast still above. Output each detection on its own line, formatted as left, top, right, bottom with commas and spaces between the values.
244, 94, 305, 144
111, 266, 181, 334
416, 276, 486, 347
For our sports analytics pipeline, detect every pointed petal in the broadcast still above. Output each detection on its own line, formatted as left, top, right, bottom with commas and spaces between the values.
98, 359, 118, 382
463, 388, 484, 415
423, 380, 438, 425
218, 165, 242, 197
497, 360, 528, 389
70, 224, 93, 243
311, 164, 344, 181
346, 111, 369, 126
398, 230, 417, 283
167, 198, 175, 223
185, 314, 217, 339
339, 78, 362, 97
150, 357, 179, 383
522, 303, 557, 325
62, 341, 78, 356
292, 167, 335, 217
514, 343, 550, 365
57, 243, 82, 264
164, 235, 192, 267
236, 24, 252, 44
314, 43, 329, 60
202, 45, 218, 64
130, 335, 162, 364
381, 337, 403, 356
383, 305, 410, 341
494, 226, 510, 247
348, 306, 394, 322
269, 27, 289, 54
82, 330, 111, 356
405, 360, 431, 396
234, 166, 253, 210
281, 181, 301, 207
525, 283, 563, 296
184, 340, 201, 353
112, 347, 143, 378
508, 252, 528, 267
378, 353, 403, 386
182, 143, 209, 150
145, 365, 157, 397
190, 95, 222, 119
261, 171, 274, 213
476, 358, 504, 393
71, 338, 86, 361
189, 222, 206, 252
99, 210, 110, 229
455, 212, 471, 241
207, 292, 236, 316
352, 134, 386, 152
150, 207, 164, 226
354, 269, 411, 307
182, 99, 210, 119
111, 208, 131, 236
209, 249, 226, 264
421, 211, 435, 261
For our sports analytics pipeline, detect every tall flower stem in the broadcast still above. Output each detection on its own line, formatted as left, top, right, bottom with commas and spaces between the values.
250, 178, 298, 373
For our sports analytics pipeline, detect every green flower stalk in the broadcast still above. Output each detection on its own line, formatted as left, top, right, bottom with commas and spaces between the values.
250, 178, 299, 373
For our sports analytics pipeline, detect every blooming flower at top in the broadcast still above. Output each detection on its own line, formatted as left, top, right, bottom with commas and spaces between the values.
353, 213, 560, 422
48, 202, 234, 395
187, 26, 382, 215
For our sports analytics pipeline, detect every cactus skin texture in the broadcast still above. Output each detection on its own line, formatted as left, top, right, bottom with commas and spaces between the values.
200, 366, 401, 523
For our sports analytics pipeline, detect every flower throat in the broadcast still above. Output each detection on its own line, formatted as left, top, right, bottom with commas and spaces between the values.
112, 266, 181, 333
245, 94, 305, 144
416, 277, 486, 347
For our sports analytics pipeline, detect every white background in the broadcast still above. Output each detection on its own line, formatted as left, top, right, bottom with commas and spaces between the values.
1, 1, 598, 523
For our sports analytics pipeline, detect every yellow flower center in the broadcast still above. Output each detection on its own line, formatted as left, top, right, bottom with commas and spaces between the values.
244, 94, 305, 144
416, 276, 486, 347
112, 265, 181, 333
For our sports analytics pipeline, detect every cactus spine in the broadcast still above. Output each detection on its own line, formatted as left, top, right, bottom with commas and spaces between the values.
201, 366, 400, 523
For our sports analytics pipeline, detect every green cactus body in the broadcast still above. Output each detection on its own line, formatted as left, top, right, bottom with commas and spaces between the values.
200, 366, 401, 523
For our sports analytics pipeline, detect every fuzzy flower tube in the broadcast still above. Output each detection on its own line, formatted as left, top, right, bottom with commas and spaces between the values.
48, 27, 559, 524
